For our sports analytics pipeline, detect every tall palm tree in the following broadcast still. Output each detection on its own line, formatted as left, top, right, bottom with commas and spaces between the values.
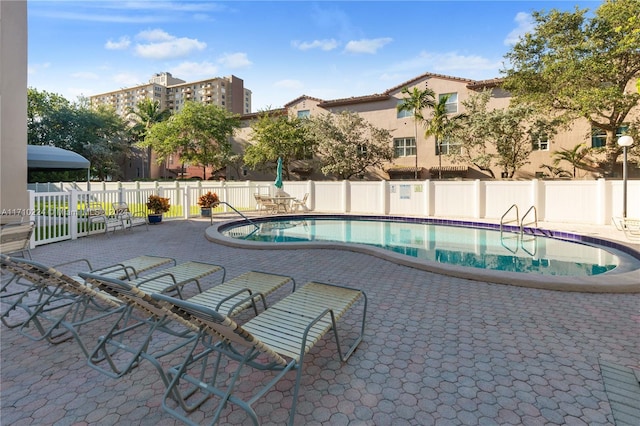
424, 94, 467, 179
397, 86, 435, 179
128, 99, 171, 178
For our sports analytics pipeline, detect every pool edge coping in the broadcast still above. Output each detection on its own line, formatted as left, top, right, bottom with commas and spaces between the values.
205, 214, 640, 294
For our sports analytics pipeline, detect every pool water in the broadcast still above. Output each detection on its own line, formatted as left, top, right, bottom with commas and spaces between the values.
223, 217, 623, 276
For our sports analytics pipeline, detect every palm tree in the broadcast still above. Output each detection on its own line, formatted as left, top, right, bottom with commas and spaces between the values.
127, 99, 171, 178
424, 94, 467, 179
552, 143, 593, 178
396, 86, 435, 179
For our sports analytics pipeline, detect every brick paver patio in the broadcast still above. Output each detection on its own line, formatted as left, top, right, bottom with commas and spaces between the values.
1, 218, 638, 425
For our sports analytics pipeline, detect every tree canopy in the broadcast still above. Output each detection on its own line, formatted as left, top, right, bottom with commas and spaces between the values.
453, 90, 557, 178
139, 102, 240, 180
243, 111, 313, 180
27, 88, 131, 180
502, 0, 640, 176
306, 111, 393, 180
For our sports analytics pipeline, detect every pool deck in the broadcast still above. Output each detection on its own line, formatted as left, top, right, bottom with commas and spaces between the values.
1, 217, 639, 425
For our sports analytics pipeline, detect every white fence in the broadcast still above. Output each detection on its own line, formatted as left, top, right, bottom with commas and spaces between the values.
24, 178, 639, 247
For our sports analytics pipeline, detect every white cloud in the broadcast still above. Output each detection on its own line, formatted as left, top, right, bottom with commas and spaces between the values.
274, 79, 304, 90
170, 61, 219, 79
291, 39, 338, 51
344, 37, 392, 54
136, 29, 175, 42
504, 12, 535, 46
388, 51, 502, 79
28, 62, 51, 75
71, 71, 99, 80
134, 29, 206, 59
105, 36, 131, 50
112, 72, 143, 87
218, 53, 252, 69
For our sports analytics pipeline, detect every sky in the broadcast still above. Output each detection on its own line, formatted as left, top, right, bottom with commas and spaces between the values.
28, 0, 602, 112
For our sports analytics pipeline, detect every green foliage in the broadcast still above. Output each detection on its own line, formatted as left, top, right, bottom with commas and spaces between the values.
502, 0, 640, 176
243, 111, 313, 180
27, 88, 132, 180
552, 143, 595, 178
306, 111, 393, 180
454, 90, 557, 178
397, 86, 436, 179
140, 102, 240, 179
425, 94, 467, 179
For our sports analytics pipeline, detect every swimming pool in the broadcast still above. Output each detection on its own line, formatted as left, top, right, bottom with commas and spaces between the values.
208, 215, 640, 292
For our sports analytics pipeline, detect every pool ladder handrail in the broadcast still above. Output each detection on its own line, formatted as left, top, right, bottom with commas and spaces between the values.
210, 201, 260, 230
500, 204, 519, 234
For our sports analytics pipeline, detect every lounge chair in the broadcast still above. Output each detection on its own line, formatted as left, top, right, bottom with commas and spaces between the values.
0, 254, 126, 357
0, 254, 174, 329
1, 221, 35, 295
153, 281, 367, 426
612, 216, 640, 240
113, 202, 149, 231
78, 271, 295, 388
129, 261, 226, 298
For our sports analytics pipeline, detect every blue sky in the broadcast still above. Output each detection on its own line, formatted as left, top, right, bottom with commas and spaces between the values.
28, 0, 601, 111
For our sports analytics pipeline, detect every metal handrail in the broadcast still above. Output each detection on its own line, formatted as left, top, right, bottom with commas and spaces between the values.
211, 202, 259, 229
500, 204, 519, 234
520, 206, 538, 236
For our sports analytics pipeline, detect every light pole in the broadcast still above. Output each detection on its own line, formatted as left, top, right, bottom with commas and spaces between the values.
617, 135, 634, 218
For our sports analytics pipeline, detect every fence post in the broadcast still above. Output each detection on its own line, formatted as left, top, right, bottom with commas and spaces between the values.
69, 189, 79, 240
28, 190, 36, 248
596, 178, 608, 225
474, 179, 484, 219
380, 180, 389, 215
342, 180, 350, 213
306, 181, 315, 212
424, 179, 433, 217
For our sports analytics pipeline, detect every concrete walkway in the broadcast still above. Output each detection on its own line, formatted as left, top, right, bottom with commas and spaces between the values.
2, 218, 639, 425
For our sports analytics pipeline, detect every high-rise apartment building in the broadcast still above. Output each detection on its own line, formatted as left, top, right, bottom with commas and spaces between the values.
90, 73, 252, 179
90, 72, 251, 116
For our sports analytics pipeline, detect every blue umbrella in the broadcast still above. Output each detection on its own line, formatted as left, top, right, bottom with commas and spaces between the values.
274, 157, 283, 189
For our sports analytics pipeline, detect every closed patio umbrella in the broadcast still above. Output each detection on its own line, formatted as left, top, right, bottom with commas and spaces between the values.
274, 157, 283, 189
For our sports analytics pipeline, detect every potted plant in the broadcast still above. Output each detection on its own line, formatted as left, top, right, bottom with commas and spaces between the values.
198, 191, 220, 217
146, 194, 171, 224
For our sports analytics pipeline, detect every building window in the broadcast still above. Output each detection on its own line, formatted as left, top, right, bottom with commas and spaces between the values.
592, 125, 628, 148
532, 134, 549, 151
435, 138, 462, 155
297, 110, 310, 118
396, 100, 412, 118
394, 138, 416, 157
439, 93, 458, 113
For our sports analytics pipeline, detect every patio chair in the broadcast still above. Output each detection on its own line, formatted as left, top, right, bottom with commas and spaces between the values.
78, 270, 295, 390
291, 193, 309, 212
254, 194, 277, 214
1, 221, 35, 296
113, 202, 149, 231
1, 221, 34, 259
153, 281, 367, 426
86, 202, 125, 234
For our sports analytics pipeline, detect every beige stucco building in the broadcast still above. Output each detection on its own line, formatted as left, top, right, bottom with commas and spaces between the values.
230, 72, 638, 182
0, 1, 28, 223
